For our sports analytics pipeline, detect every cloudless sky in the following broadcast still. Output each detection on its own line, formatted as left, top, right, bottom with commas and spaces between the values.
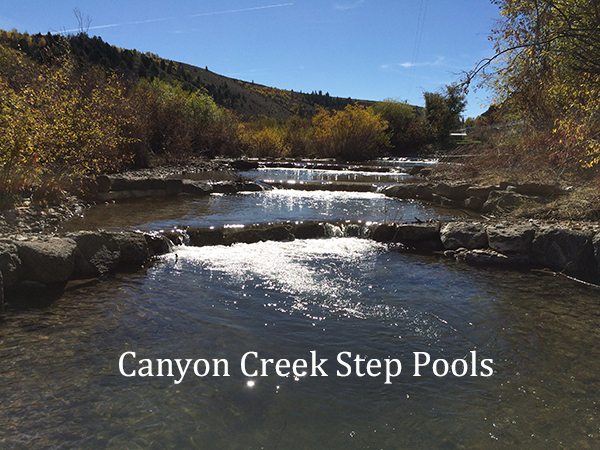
1, 1, 501, 118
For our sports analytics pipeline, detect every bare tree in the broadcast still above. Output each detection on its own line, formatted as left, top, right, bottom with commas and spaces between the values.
74, 7, 92, 35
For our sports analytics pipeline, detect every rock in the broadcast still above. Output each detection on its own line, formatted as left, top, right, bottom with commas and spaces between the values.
291, 222, 326, 239
393, 222, 443, 252
532, 226, 595, 275
165, 179, 183, 196
223, 224, 294, 245
394, 223, 441, 242
0, 241, 21, 287
343, 223, 364, 237
440, 222, 488, 250
433, 183, 471, 201
109, 176, 153, 192
113, 232, 152, 267
230, 160, 259, 170
463, 196, 486, 211
481, 190, 539, 213
593, 233, 600, 274
465, 185, 498, 199
323, 223, 344, 237
408, 165, 424, 175
487, 223, 536, 254
211, 182, 238, 194
434, 195, 461, 208
96, 175, 112, 193
67, 231, 121, 278
0, 270, 3, 303
236, 182, 265, 192
187, 228, 225, 246
382, 184, 417, 199
17, 237, 77, 284
371, 223, 398, 242
415, 184, 434, 200
144, 233, 172, 255
182, 180, 214, 196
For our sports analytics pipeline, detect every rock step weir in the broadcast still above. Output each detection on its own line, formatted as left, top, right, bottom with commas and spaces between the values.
3, 219, 600, 305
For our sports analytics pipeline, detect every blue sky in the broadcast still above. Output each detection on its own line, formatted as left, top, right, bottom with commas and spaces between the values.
1, 1, 501, 118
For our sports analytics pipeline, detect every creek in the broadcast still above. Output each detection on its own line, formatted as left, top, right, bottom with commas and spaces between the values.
1, 162, 599, 449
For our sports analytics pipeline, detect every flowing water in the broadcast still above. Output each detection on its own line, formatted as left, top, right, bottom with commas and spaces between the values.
1, 169, 600, 449
60, 190, 462, 233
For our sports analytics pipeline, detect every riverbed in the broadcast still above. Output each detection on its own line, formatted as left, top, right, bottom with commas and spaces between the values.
1, 164, 599, 449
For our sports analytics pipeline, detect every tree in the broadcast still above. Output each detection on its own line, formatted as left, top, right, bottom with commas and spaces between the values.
312, 105, 390, 161
373, 99, 424, 154
466, 0, 600, 166
424, 84, 466, 147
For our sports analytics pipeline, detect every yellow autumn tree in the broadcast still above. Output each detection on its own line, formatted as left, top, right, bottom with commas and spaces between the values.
469, 0, 600, 169
312, 105, 390, 161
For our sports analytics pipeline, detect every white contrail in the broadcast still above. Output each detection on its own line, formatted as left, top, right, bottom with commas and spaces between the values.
61, 3, 294, 34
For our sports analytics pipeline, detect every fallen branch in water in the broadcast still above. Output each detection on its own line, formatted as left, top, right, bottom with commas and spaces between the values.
531, 268, 600, 291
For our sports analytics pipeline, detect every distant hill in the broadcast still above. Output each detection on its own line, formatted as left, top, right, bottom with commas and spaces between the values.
0, 30, 375, 120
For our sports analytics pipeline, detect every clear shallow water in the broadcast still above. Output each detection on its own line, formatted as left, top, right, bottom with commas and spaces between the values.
1, 238, 600, 449
3, 169, 600, 449
61, 190, 459, 232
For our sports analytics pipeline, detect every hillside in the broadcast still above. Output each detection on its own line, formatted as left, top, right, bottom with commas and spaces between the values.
0, 30, 375, 120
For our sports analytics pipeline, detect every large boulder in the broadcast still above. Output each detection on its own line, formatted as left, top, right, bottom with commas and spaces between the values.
487, 223, 536, 254
532, 226, 595, 275
440, 222, 488, 250
17, 237, 77, 283
67, 231, 121, 278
